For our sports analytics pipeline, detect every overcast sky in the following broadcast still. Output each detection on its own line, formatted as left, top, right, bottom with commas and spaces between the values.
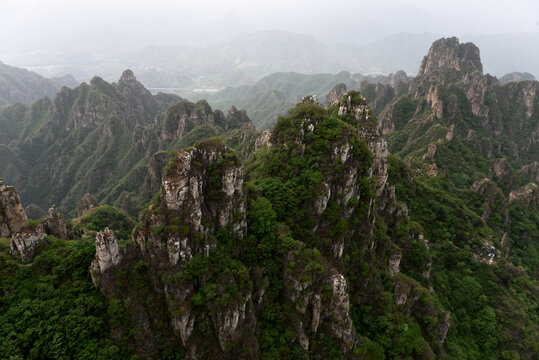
1, 0, 538, 55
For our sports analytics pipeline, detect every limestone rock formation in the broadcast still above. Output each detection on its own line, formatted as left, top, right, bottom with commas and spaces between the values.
521, 161, 539, 181
336, 92, 388, 196
42, 205, 68, 239
90, 228, 123, 284
509, 183, 538, 209
134, 139, 246, 265
254, 129, 272, 151
299, 94, 318, 104
283, 249, 355, 351
324, 83, 347, 108
389, 250, 403, 276
437, 313, 451, 344
10, 226, 47, 261
0, 179, 28, 237
86, 90, 451, 358
418, 37, 483, 76
223, 106, 251, 130
77, 193, 97, 217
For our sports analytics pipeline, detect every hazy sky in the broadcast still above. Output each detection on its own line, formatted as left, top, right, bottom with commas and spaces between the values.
1, 0, 538, 54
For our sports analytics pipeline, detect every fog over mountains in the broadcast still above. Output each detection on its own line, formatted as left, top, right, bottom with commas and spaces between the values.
1, 0, 538, 90
2, 30, 538, 89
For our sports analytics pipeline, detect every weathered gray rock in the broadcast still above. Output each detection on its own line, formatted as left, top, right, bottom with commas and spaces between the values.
91, 228, 123, 275
521, 161, 539, 181
337, 93, 389, 196
211, 294, 254, 351
254, 129, 272, 151
389, 250, 402, 276
493, 158, 511, 179
0, 179, 28, 237
10, 226, 47, 261
76, 193, 97, 217
135, 140, 246, 265
324, 83, 347, 108
42, 205, 68, 239
159, 99, 228, 143
509, 183, 538, 209
418, 37, 483, 76
285, 258, 355, 351
437, 313, 451, 344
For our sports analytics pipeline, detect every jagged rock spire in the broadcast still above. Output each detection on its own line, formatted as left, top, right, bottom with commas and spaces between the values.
0, 179, 28, 237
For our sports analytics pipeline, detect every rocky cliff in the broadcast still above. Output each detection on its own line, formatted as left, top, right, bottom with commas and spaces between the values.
0, 179, 28, 237
371, 37, 539, 357
134, 138, 246, 265
10, 226, 47, 262
0, 70, 260, 217
88, 92, 448, 358
418, 37, 483, 76
379, 37, 538, 180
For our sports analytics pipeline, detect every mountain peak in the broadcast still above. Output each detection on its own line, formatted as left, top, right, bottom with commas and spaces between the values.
418, 37, 483, 76
119, 69, 137, 83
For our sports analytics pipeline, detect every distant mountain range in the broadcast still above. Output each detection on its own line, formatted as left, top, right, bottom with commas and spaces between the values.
0, 61, 78, 106
3, 30, 538, 90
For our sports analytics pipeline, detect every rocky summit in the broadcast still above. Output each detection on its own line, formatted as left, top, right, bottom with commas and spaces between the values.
83, 92, 450, 358
418, 37, 483, 76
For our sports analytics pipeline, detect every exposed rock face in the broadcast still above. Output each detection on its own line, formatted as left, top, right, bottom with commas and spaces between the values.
389, 250, 403, 276
284, 250, 355, 351
437, 313, 451, 344
90, 139, 256, 358
491, 158, 519, 190
144, 151, 170, 197
418, 37, 483, 76
254, 129, 272, 151
211, 294, 256, 351
423, 143, 437, 160
90, 228, 123, 278
521, 161, 539, 181
10, 226, 47, 261
299, 94, 318, 104
161, 272, 257, 356
159, 99, 250, 144
425, 84, 444, 118
134, 140, 246, 265
0, 179, 28, 237
223, 106, 250, 130
509, 183, 538, 209
77, 193, 97, 217
337, 93, 388, 195
116, 69, 157, 117
42, 205, 68, 239
361, 82, 397, 115
324, 83, 347, 108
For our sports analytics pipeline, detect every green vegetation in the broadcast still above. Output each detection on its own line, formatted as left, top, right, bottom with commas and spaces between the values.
0, 43, 538, 359
75, 205, 135, 240
0, 237, 125, 359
